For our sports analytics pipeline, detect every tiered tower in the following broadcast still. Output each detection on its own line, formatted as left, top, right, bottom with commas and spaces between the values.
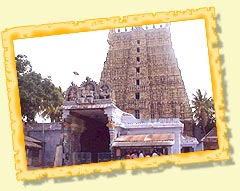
100, 24, 192, 123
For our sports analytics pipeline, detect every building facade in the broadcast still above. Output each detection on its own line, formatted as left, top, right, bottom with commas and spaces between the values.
59, 78, 199, 165
100, 25, 192, 124
24, 123, 67, 167
23, 78, 200, 167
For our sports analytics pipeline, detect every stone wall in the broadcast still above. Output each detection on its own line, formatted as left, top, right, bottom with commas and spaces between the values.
24, 123, 64, 167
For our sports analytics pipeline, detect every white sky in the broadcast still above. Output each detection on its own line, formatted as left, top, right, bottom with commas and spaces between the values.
14, 19, 213, 102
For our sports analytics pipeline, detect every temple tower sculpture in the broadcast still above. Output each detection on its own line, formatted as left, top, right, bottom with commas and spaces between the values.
100, 24, 193, 135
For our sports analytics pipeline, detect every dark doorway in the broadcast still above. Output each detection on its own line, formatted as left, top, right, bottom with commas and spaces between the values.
80, 117, 110, 163
181, 147, 194, 153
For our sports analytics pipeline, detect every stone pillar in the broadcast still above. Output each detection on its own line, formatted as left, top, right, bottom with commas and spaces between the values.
192, 145, 197, 152
104, 105, 123, 159
168, 146, 173, 155
39, 149, 43, 166
109, 128, 115, 148
62, 109, 70, 119
106, 117, 115, 159
63, 114, 86, 165
173, 131, 181, 154
71, 132, 81, 165
54, 145, 63, 167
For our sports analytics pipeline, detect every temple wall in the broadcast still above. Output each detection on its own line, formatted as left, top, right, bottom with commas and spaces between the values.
24, 123, 64, 167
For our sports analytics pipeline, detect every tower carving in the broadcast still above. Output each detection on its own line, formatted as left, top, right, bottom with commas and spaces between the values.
100, 24, 192, 122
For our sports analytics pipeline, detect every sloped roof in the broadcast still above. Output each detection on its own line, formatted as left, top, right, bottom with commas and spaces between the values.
201, 127, 218, 142
24, 135, 42, 143
25, 141, 42, 148
112, 134, 174, 147
24, 135, 43, 149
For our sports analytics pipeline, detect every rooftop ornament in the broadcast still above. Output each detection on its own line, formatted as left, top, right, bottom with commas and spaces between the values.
65, 77, 114, 104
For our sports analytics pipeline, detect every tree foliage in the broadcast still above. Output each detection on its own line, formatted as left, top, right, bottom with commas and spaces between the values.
16, 54, 64, 123
191, 89, 215, 136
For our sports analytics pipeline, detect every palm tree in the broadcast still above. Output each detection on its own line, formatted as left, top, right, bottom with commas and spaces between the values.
41, 104, 63, 122
191, 89, 215, 136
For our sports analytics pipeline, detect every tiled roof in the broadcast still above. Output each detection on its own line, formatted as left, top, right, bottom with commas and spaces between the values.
24, 135, 42, 143
201, 127, 218, 142
112, 134, 174, 147
25, 141, 42, 148
24, 135, 43, 148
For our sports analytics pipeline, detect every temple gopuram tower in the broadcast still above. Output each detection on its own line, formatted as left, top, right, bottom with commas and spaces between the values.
100, 24, 193, 135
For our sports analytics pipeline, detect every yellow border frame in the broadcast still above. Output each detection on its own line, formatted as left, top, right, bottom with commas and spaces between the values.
1, 7, 229, 181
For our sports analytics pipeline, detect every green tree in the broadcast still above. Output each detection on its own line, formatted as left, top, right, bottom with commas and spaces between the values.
16, 54, 32, 75
16, 54, 64, 123
191, 89, 215, 136
41, 77, 64, 122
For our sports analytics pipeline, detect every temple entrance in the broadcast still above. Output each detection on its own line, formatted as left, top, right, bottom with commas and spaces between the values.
80, 115, 110, 163
62, 77, 116, 165
67, 109, 111, 164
